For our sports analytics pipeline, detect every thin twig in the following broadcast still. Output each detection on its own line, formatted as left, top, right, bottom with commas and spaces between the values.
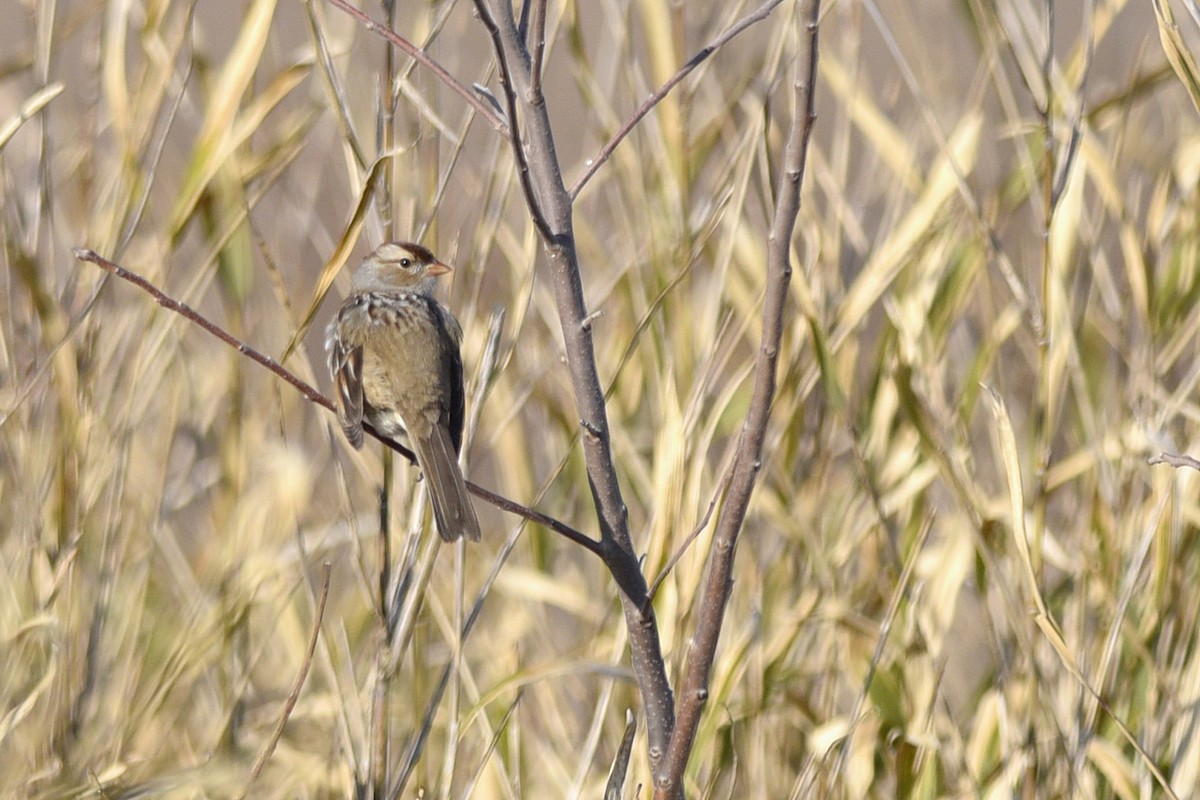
568, 0, 786, 200
391, 506, 525, 798
72, 248, 600, 555
1051, 0, 1094, 207
461, 690, 524, 798
305, 0, 367, 170
323, 0, 507, 134
529, 0, 547, 102
644, 465, 732, 610
654, 1, 823, 794
473, 1, 556, 242
236, 562, 332, 799
1149, 452, 1200, 471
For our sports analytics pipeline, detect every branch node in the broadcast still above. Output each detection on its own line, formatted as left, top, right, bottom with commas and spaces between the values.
580, 419, 603, 441
581, 308, 605, 331
639, 596, 654, 620
472, 82, 508, 124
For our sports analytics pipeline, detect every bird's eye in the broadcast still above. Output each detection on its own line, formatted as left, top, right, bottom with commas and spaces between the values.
399, 258, 412, 268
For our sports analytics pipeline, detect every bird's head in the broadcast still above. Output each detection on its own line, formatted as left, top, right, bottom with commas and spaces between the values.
350, 241, 452, 294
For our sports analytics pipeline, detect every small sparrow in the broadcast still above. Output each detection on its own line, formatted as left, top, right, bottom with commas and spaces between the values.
326, 242, 481, 542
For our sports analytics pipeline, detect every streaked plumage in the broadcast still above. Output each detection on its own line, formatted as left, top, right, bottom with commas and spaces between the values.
326, 242, 480, 542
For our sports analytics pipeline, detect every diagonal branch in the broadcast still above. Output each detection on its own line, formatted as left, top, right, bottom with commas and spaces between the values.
236, 563, 332, 799
324, 0, 507, 134
473, 3, 554, 242
72, 248, 600, 556
568, 0, 787, 200
654, 1, 823, 795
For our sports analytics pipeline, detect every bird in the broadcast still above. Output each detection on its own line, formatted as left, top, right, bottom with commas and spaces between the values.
326, 241, 481, 542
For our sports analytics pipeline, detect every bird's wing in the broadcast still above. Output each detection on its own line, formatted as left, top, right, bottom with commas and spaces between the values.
432, 304, 467, 455
334, 345, 365, 448
327, 307, 366, 449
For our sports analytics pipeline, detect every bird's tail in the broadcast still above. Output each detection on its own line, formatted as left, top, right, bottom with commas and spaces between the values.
413, 427, 481, 542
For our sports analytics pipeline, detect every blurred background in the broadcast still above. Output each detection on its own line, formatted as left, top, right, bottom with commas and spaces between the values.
3, 0, 1200, 797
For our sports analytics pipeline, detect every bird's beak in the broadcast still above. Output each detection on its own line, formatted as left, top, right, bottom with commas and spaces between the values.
426, 259, 452, 277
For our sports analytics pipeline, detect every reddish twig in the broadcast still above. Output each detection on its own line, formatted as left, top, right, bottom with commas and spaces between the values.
323, 0, 508, 134
72, 248, 600, 556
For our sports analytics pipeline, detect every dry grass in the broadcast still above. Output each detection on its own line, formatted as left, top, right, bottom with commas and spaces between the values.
3, 0, 1200, 797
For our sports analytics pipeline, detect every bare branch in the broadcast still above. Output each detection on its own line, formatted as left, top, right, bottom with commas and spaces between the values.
644, 465, 732, 609
655, 1, 823, 794
1149, 452, 1200, 471
529, 0, 548, 102
473, 1, 556, 242
469, 0, 676, 772
72, 248, 599, 555
324, 0, 508, 134
569, 0, 786, 200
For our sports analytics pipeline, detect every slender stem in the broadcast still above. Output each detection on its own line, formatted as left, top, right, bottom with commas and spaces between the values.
380, 451, 393, 627
654, 2, 822, 794
473, 5, 554, 242
568, 0, 786, 200
529, 0, 547, 102
324, 0, 507, 133
236, 563, 332, 799
379, 0, 397, 241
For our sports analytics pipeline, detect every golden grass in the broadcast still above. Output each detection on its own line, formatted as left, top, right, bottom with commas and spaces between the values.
3, 0, 1200, 797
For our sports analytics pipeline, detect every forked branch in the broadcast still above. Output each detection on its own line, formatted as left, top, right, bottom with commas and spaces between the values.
470, 0, 677, 771
323, 0, 822, 793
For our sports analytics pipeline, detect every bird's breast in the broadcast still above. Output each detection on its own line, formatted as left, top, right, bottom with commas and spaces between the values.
352, 291, 450, 437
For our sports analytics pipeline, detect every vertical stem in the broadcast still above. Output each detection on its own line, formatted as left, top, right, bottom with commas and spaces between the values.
1033, 0, 1054, 587
472, 0, 677, 773
370, 673, 388, 799
1026, 4, 1055, 795
381, 449, 394, 626
654, 1, 822, 794
380, 0, 397, 240
372, 449, 394, 798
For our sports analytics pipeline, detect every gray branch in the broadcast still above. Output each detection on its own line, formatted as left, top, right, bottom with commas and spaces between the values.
471, 0, 677, 774
654, 1, 823, 795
